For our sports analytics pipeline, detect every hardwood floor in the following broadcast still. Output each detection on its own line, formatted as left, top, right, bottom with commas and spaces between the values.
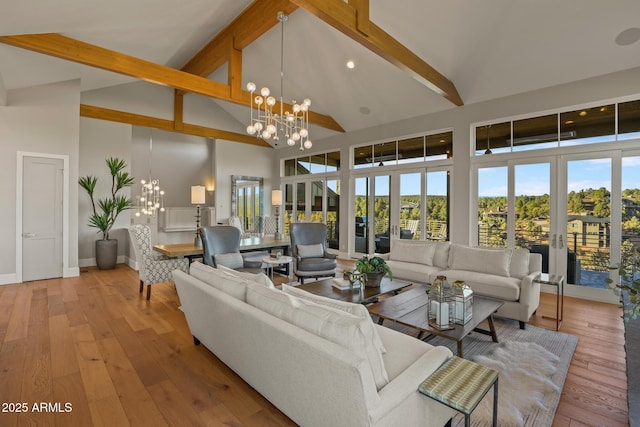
0, 262, 629, 427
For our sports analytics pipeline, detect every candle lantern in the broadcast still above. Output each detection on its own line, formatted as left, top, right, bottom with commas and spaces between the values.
452, 280, 473, 325
428, 275, 454, 330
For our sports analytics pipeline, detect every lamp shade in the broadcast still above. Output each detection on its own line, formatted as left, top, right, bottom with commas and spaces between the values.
271, 189, 282, 205
191, 185, 206, 205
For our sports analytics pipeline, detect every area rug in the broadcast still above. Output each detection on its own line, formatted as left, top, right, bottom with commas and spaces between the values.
420, 318, 578, 427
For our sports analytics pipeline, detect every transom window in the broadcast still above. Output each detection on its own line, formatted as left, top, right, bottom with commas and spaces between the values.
474, 98, 640, 155
353, 131, 453, 168
284, 150, 340, 176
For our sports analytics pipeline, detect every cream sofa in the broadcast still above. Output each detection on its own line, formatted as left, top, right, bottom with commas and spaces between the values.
172, 262, 455, 427
384, 240, 543, 328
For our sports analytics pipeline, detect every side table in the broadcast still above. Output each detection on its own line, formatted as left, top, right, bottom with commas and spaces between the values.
534, 273, 564, 331
419, 356, 498, 427
262, 255, 293, 280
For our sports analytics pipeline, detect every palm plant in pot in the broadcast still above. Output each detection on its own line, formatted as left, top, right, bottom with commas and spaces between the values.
79, 158, 135, 270
355, 255, 392, 288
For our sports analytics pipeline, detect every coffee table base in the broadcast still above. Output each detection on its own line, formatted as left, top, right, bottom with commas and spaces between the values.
368, 286, 504, 358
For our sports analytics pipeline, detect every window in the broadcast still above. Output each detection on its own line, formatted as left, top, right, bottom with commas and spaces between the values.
353, 131, 454, 168
474, 98, 640, 155
284, 150, 340, 176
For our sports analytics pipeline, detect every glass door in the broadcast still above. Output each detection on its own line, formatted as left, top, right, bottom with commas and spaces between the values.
373, 175, 391, 253
558, 153, 618, 302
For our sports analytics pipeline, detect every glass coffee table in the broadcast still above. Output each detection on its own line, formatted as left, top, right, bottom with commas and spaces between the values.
294, 276, 411, 305
367, 285, 504, 358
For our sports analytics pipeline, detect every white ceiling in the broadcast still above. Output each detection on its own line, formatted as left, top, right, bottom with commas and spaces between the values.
1, 0, 640, 143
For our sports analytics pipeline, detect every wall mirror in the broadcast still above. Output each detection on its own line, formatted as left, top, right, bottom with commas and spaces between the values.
231, 175, 264, 232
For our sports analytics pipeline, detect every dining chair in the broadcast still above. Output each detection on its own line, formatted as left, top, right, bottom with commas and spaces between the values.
128, 224, 189, 300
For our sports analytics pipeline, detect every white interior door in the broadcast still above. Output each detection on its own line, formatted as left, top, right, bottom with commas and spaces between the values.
22, 156, 63, 281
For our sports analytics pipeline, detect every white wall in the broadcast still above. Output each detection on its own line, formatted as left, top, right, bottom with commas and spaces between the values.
78, 118, 132, 267
215, 140, 276, 223
0, 79, 80, 283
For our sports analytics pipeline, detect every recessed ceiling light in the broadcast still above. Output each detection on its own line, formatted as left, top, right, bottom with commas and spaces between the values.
579, 111, 587, 117
346, 60, 355, 69
615, 27, 640, 46
565, 120, 574, 125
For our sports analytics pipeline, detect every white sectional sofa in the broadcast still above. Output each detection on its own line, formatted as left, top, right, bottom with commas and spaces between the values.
384, 240, 543, 328
172, 262, 455, 427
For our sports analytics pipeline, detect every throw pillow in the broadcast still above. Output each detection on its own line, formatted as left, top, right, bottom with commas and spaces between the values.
449, 244, 512, 277
214, 252, 244, 269
281, 284, 386, 353
510, 248, 531, 279
390, 239, 436, 266
217, 264, 275, 288
297, 243, 324, 258
247, 282, 389, 390
189, 261, 248, 300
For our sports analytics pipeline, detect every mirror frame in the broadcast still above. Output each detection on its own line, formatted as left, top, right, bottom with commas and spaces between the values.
231, 175, 264, 230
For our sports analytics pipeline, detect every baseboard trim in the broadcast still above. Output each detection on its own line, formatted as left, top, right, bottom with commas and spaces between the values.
0, 273, 19, 285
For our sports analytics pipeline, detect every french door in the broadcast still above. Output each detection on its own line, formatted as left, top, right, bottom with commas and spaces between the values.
352, 168, 449, 256
475, 152, 622, 302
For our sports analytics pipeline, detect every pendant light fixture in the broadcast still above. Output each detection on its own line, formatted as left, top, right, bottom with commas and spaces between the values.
484, 125, 493, 155
246, 11, 312, 151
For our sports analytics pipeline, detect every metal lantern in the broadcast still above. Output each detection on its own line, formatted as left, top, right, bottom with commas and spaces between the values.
452, 280, 473, 325
428, 275, 455, 330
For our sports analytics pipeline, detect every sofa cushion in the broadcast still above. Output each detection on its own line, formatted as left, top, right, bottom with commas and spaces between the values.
247, 282, 389, 390
449, 244, 512, 277
297, 243, 324, 258
390, 239, 436, 266
214, 252, 244, 269
217, 264, 275, 288
509, 248, 530, 279
189, 261, 247, 300
433, 242, 451, 269
385, 260, 443, 285
281, 284, 386, 354
436, 269, 521, 301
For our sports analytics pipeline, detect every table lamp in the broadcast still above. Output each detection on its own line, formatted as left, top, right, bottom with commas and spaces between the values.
272, 189, 282, 240
191, 185, 206, 246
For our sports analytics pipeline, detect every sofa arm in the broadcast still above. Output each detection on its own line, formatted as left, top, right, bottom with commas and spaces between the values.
519, 271, 542, 307
370, 346, 455, 425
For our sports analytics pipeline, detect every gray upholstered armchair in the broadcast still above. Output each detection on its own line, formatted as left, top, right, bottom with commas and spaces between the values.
289, 222, 337, 284
199, 226, 262, 272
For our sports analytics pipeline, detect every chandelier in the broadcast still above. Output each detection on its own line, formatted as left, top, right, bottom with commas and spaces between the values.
246, 11, 312, 150
135, 129, 165, 217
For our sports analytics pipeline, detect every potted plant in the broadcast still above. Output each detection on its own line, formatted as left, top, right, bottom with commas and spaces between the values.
607, 242, 640, 321
355, 255, 392, 288
79, 157, 135, 270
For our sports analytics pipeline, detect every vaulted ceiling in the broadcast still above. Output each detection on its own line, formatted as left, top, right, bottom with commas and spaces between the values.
1, 0, 639, 148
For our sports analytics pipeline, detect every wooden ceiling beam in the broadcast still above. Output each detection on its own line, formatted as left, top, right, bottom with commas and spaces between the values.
290, 0, 464, 106
180, 0, 299, 77
80, 104, 271, 147
0, 33, 343, 132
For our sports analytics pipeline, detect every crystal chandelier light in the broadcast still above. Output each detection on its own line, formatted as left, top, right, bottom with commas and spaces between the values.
135, 129, 165, 217
246, 11, 313, 151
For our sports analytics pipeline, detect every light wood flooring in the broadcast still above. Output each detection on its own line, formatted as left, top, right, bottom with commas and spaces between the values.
0, 262, 629, 427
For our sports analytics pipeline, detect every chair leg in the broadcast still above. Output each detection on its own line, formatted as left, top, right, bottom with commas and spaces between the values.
139, 279, 144, 293
147, 285, 151, 300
